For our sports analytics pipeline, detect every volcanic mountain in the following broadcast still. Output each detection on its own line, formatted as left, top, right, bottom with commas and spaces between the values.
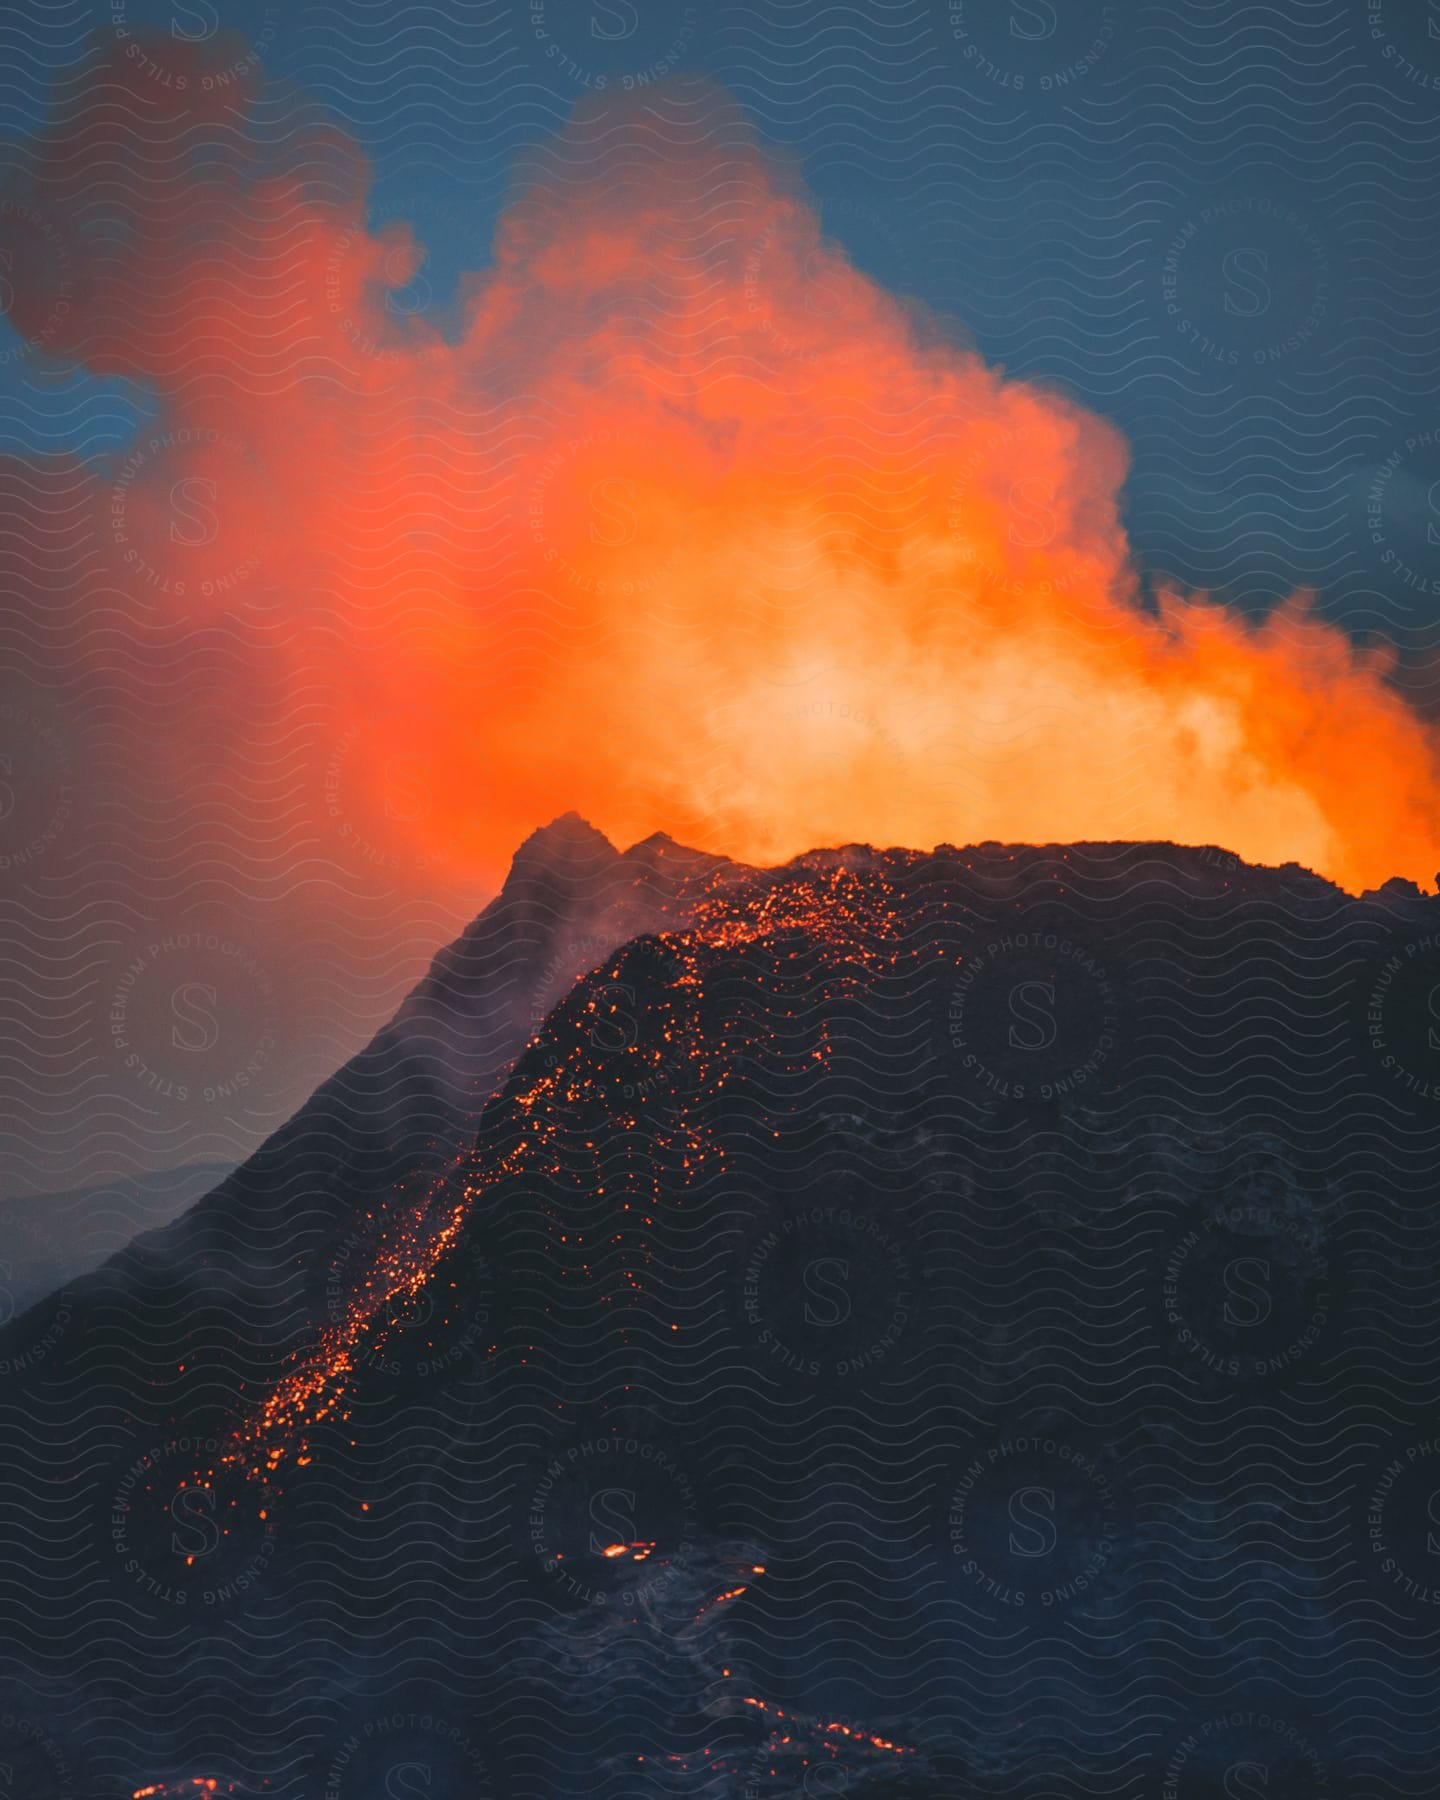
2, 821, 1439, 1799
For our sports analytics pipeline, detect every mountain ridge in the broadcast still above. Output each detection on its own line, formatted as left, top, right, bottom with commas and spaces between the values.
6, 819, 1434, 1346
2, 824, 1438, 1796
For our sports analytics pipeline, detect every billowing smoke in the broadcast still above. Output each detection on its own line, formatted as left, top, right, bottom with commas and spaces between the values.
4, 35, 1437, 896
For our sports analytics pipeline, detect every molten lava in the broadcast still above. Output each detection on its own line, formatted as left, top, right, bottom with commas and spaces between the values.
625, 1537, 917, 1780
199, 862, 909, 1491
132, 1783, 241, 1798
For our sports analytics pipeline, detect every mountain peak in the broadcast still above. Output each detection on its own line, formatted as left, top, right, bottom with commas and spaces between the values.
622, 827, 730, 877
503, 812, 618, 888
513, 809, 615, 857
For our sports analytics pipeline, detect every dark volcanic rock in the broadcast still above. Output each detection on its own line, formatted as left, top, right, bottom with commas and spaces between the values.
1, 829, 1438, 1799
2, 813, 718, 1343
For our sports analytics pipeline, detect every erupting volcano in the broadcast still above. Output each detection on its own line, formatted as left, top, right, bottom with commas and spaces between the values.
2, 815, 1439, 1795
1, 45, 1438, 903
3, 18, 1440, 1799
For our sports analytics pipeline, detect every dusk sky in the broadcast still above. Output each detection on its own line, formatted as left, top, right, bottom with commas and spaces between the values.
2, 0, 1438, 1198
4, 7, 1440, 1799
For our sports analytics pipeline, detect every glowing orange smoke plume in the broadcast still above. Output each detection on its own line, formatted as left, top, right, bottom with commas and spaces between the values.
4, 43, 1437, 894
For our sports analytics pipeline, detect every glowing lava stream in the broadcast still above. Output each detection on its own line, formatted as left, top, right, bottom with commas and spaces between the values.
620, 1543, 915, 1772
171, 864, 922, 1781
197, 865, 909, 1496
132, 1782, 242, 1797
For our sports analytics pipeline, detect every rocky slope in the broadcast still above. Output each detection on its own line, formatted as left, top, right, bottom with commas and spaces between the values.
1, 827, 1437, 1799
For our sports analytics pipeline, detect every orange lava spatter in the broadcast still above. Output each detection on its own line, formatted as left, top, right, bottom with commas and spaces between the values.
132, 1783, 242, 1798
198, 864, 909, 1494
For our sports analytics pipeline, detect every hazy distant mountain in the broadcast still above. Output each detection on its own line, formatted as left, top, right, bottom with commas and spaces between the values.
2, 813, 716, 1338
1, 826, 1437, 1799
0, 1161, 234, 1319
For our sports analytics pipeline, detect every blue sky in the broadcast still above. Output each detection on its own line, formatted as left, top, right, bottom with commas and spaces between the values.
2, 0, 1438, 1201
5, 0, 1440, 637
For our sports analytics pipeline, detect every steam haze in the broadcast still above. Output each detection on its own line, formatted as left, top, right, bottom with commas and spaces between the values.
2, 44, 1436, 894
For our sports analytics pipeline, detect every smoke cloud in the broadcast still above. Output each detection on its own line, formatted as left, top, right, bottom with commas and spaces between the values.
4, 36, 1438, 897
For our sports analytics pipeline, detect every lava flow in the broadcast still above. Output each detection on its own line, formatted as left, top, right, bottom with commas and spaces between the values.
653, 1693, 914, 1785
198, 862, 911, 1496
600, 1537, 916, 1780
133, 1783, 244, 1798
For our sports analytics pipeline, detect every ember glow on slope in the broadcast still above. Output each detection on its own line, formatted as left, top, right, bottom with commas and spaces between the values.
174, 861, 917, 1778
4, 42, 1438, 891
208, 863, 908, 1486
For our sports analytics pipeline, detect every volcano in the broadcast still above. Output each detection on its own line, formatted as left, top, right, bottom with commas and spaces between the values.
2, 822, 1439, 1798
